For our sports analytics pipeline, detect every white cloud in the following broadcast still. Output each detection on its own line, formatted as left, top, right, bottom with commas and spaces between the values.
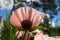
51, 22, 56, 28
26, 0, 31, 2
32, 0, 40, 2
45, 14, 50, 18
0, 0, 14, 10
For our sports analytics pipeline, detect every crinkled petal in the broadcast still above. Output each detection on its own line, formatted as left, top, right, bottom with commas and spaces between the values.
16, 31, 24, 39
10, 13, 23, 30
49, 37, 56, 40
21, 7, 27, 20
30, 8, 37, 21
34, 33, 44, 40
15, 8, 24, 22
25, 7, 31, 19
31, 12, 39, 28
31, 10, 45, 28
35, 13, 44, 26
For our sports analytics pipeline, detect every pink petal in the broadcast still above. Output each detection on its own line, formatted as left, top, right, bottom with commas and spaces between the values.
30, 8, 37, 21
15, 8, 24, 22
25, 7, 31, 19
34, 33, 44, 40
32, 11, 45, 28
43, 35, 49, 40
21, 7, 27, 20
10, 13, 21, 28
16, 31, 24, 39
43, 34, 49, 37
49, 37, 56, 40
32, 13, 38, 28
35, 14, 43, 26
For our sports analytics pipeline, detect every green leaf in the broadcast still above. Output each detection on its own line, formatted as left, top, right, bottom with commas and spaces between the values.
32, 25, 43, 30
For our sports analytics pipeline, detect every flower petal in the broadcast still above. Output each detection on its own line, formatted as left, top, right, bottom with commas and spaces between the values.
31, 12, 38, 28
35, 12, 45, 28
35, 13, 44, 26
15, 8, 24, 22
10, 13, 23, 30
30, 8, 37, 21
31, 10, 45, 28
21, 7, 27, 20
25, 7, 31, 19
16, 31, 24, 39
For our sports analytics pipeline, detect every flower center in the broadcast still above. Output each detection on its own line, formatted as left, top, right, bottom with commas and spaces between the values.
21, 20, 32, 30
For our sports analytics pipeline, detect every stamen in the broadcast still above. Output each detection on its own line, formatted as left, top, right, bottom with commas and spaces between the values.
21, 20, 32, 30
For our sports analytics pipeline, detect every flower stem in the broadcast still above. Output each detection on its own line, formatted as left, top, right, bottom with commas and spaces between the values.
21, 31, 27, 40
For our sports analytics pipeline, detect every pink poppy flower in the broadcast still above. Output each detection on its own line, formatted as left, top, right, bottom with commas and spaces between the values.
10, 7, 45, 30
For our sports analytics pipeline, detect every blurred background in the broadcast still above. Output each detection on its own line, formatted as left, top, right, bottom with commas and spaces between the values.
0, 0, 60, 40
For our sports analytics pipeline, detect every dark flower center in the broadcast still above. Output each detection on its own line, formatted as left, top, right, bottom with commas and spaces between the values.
21, 20, 32, 30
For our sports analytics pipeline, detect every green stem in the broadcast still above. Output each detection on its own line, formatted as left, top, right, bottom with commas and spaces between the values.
21, 31, 27, 40
10, 26, 12, 40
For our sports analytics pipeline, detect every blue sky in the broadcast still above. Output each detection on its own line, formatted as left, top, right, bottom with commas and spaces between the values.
0, 9, 11, 20
0, 9, 7, 20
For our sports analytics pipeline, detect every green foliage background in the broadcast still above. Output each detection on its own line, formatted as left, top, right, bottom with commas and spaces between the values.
1, 14, 18, 40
